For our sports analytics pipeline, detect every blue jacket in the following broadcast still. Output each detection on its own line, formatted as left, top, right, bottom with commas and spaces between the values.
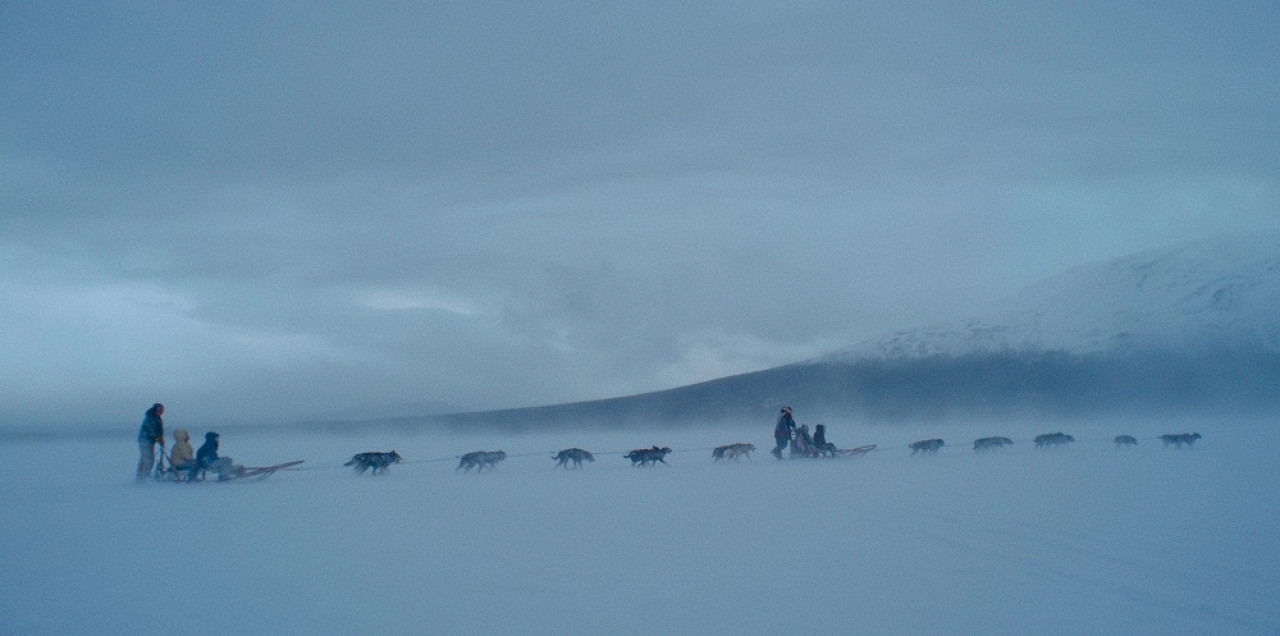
137, 405, 164, 444
196, 433, 220, 467
774, 411, 796, 439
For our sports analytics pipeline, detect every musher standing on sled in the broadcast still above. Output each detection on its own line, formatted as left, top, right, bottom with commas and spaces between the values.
772, 406, 796, 459
135, 403, 165, 482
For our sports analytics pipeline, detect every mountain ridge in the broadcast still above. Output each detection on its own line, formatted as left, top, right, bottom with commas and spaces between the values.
825, 233, 1280, 361
338, 233, 1280, 432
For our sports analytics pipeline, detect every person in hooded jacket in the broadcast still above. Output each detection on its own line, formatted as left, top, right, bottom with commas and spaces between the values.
794, 424, 816, 456
813, 424, 836, 457
135, 403, 165, 482
771, 406, 797, 459
169, 429, 195, 480
194, 432, 243, 481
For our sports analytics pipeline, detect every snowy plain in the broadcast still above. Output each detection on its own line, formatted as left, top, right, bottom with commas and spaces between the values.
2, 416, 1277, 635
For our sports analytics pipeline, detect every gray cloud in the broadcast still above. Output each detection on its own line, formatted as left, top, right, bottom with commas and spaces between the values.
2, 1, 1277, 428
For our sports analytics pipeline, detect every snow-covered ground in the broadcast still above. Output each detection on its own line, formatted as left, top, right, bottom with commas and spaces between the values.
2, 416, 1277, 635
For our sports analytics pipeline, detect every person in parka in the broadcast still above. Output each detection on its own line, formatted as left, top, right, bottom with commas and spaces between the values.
794, 424, 816, 456
135, 403, 165, 482
813, 424, 836, 457
194, 432, 243, 481
169, 429, 195, 479
771, 406, 796, 459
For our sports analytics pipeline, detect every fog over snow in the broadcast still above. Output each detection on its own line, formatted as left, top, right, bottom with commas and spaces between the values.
3, 6, 1279, 632
3, 3, 1279, 430
3, 419, 1277, 635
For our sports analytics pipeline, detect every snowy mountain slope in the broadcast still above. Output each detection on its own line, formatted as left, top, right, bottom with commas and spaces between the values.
826, 233, 1280, 361
341, 233, 1280, 431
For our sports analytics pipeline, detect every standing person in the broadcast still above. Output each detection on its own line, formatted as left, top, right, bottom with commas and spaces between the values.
169, 429, 195, 480
194, 432, 243, 481
135, 403, 165, 482
771, 406, 796, 459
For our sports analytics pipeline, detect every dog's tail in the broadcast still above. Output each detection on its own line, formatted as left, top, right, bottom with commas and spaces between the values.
343, 459, 355, 466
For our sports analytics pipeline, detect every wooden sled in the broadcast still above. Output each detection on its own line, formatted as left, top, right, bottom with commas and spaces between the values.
828, 444, 876, 458
791, 435, 876, 459
173, 460, 305, 482
789, 432, 820, 458
233, 460, 305, 482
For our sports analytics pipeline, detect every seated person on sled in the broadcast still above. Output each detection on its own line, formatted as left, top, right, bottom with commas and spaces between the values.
166, 429, 196, 480
193, 431, 245, 481
791, 423, 839, 458
791, 424, 818, 457
813, 424, 837, 457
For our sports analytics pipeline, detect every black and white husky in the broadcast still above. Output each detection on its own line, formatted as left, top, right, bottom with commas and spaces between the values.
625, 446, 672, 467
457, 450, 507, 472
1113, 435, 1139, 447
712, 443, 755, 462
553, 448, 595, 469
344, 451, 403, 475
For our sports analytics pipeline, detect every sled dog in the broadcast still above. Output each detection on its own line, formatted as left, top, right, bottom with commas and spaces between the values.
909, 439, 945, 455
457, 450, 507, 472
625, 446, 672, 467
344, 451, 402, 475
1159, 433, 1201, 448
712, 443, 755, 462
1113, 435, 1139, 447
973, 437, 1013, 451
1034, 432, 1075, 448
553, 448, 595, 469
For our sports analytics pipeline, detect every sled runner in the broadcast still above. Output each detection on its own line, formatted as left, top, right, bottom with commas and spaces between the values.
790, 431, 874, 459
162, 460, 304, 482
231, 460, 305, 482
828, 444, 876, 458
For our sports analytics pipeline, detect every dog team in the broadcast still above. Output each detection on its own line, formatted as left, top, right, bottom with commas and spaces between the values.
137, 403, 1205, 480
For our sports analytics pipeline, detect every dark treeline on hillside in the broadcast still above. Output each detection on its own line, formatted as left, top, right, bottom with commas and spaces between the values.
341, 349, 1280, 433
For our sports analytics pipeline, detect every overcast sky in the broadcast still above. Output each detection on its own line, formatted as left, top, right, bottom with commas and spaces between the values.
3, 2, 1277, 429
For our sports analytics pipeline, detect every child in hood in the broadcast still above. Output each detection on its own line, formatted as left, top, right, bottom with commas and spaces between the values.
170, 429, 194, 478
195, 432, 244, 481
